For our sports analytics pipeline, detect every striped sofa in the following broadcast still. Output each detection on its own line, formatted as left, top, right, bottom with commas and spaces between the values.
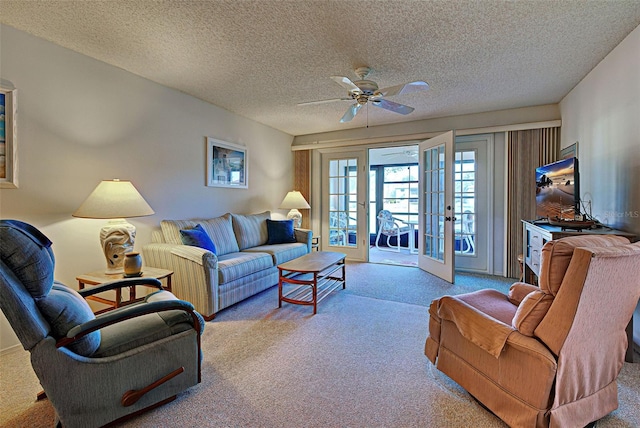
143, 211, 312, 320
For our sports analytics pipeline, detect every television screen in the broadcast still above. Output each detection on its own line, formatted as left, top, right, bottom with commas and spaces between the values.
535, 157, 579, 221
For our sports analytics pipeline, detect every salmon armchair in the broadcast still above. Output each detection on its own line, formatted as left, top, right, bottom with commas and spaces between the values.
425, 235, 640, 427
0, 220, 204, 428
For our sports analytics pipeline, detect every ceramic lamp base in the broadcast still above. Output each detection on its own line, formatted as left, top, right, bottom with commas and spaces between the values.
287, 209, 302, 229
100, 219, 136, 274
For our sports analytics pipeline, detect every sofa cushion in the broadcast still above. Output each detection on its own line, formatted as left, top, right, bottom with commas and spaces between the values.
231, 211, 270, 250
538, 235, 629, 295
216, 251, 274, 284
162, 214, 239, 256
180, 224, 217, 254
266, 219, 297, 244
244, 242, 308, 265
36, 284, 101, 356
512, 290, 554, 337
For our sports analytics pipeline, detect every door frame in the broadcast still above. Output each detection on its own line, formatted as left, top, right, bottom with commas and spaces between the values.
454, 134, 494, 273
320, 148, 368, 261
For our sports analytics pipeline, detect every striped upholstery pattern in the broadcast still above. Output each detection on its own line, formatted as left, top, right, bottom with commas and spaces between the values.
217, 251, 274, 284
244, 242, 308, 265
231, 211, 270, 250
218, 267, 279, 311
161, 214, 239, 256
143, 242, 218, 318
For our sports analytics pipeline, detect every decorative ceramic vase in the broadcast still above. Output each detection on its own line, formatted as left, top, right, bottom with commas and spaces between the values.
123, 252, 142, 277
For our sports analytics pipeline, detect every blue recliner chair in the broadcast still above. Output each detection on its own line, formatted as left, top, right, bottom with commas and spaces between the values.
0, 220, 204, 427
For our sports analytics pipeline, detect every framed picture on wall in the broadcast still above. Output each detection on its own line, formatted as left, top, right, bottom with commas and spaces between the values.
1, 87, 18, 189
206, 137, 248, 188
560, 142, 578, 160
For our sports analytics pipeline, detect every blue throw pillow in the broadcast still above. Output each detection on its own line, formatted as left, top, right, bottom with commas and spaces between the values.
180, 224, 217, 254
266, 219, 297, 245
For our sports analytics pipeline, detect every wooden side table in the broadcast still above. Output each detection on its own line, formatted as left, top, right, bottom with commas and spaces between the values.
77, 267, 173, 314
311, 235, 320, 251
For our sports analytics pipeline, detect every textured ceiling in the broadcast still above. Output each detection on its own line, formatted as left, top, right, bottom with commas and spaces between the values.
2, 0, 640, 137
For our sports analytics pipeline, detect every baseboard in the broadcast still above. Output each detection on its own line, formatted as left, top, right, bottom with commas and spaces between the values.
0, 343, 23, 357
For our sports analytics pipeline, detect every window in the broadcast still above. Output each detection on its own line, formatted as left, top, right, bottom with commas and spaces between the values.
454, 150, 476, 255
370, 164, 419, 231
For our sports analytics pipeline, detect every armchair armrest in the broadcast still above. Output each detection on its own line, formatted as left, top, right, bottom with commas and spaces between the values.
59, 299, 201, 349
435, 295, 516, 358
77, 277, 162, 298
508, 282, 539, 305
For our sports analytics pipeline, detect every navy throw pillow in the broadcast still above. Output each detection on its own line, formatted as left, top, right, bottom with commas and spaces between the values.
180, 224, 217, 254
266, 219, 297, 244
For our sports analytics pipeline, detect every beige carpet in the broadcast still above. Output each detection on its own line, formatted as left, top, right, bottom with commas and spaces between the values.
1, 264, 639, 427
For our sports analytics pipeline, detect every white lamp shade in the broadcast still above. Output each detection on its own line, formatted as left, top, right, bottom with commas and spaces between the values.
279, 191, 310, 210
73, 180, 155, 219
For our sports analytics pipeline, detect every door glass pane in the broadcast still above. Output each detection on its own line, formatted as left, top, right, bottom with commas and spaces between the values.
454, 149, 476, 255
423, 145, 445, 261
329, 158, 358, 247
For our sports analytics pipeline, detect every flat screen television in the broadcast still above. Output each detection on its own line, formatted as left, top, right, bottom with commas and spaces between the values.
535, 157, 580, 221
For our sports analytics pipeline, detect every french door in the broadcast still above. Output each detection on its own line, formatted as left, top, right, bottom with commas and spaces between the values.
418, 131, 455, 282
321, 150, 368, 261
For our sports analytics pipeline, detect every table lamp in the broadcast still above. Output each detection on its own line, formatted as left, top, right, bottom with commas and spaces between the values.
280, 190, 310, 228
73, 179, 154, 274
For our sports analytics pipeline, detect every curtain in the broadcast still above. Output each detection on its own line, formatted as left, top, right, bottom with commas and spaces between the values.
293, 150, 311, 229
506, 127, 560, 278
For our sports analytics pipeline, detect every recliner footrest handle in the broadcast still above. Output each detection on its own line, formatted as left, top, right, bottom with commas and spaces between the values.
121, 366, 185, 407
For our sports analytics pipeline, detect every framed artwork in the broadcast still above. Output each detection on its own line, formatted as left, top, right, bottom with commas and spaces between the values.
0, 87, 18, 188
206, 137, 248, 188
560, 142, 578, 160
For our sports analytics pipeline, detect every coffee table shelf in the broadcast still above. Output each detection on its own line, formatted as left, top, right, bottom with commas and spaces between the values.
278, 251, 346, 314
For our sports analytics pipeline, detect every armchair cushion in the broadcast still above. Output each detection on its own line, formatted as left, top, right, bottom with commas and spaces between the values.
180, 224, 217, 254
35, 284, 100, 356
512, 290, 554, 336
266, 219, 297, 244
434, 291, 516, 358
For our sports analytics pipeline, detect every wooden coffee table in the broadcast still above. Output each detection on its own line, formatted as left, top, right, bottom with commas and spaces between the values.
278, 251, 346, 314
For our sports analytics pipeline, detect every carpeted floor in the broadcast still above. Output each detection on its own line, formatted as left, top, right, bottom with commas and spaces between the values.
1, 263, 638, 427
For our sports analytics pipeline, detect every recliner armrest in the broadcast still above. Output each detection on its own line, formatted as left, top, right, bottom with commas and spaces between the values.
435, 295, 516, 358
77, 278, 162, 298
60, 299, 202, 348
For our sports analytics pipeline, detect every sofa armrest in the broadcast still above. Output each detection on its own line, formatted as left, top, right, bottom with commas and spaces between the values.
294, 228, 313, 253
142, 243, 218, 319
435, 295, 516, 358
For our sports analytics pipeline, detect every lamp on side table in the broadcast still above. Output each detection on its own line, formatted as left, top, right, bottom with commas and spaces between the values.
73, 179, 154, 274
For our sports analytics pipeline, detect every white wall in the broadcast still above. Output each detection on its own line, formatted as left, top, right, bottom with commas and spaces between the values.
560, 23, 640, 348
0, 25, 295, 351
560, 24, 640, 234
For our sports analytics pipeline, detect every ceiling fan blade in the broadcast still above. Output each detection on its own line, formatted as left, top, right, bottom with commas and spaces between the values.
331, 75, 360, 92
379, 81, 429, 97
371, 99, 414, 115
340, 103, 362, 123
298, 98, 352, 106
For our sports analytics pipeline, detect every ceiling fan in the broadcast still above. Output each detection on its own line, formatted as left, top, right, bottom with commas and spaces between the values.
298, 66, 429, 123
